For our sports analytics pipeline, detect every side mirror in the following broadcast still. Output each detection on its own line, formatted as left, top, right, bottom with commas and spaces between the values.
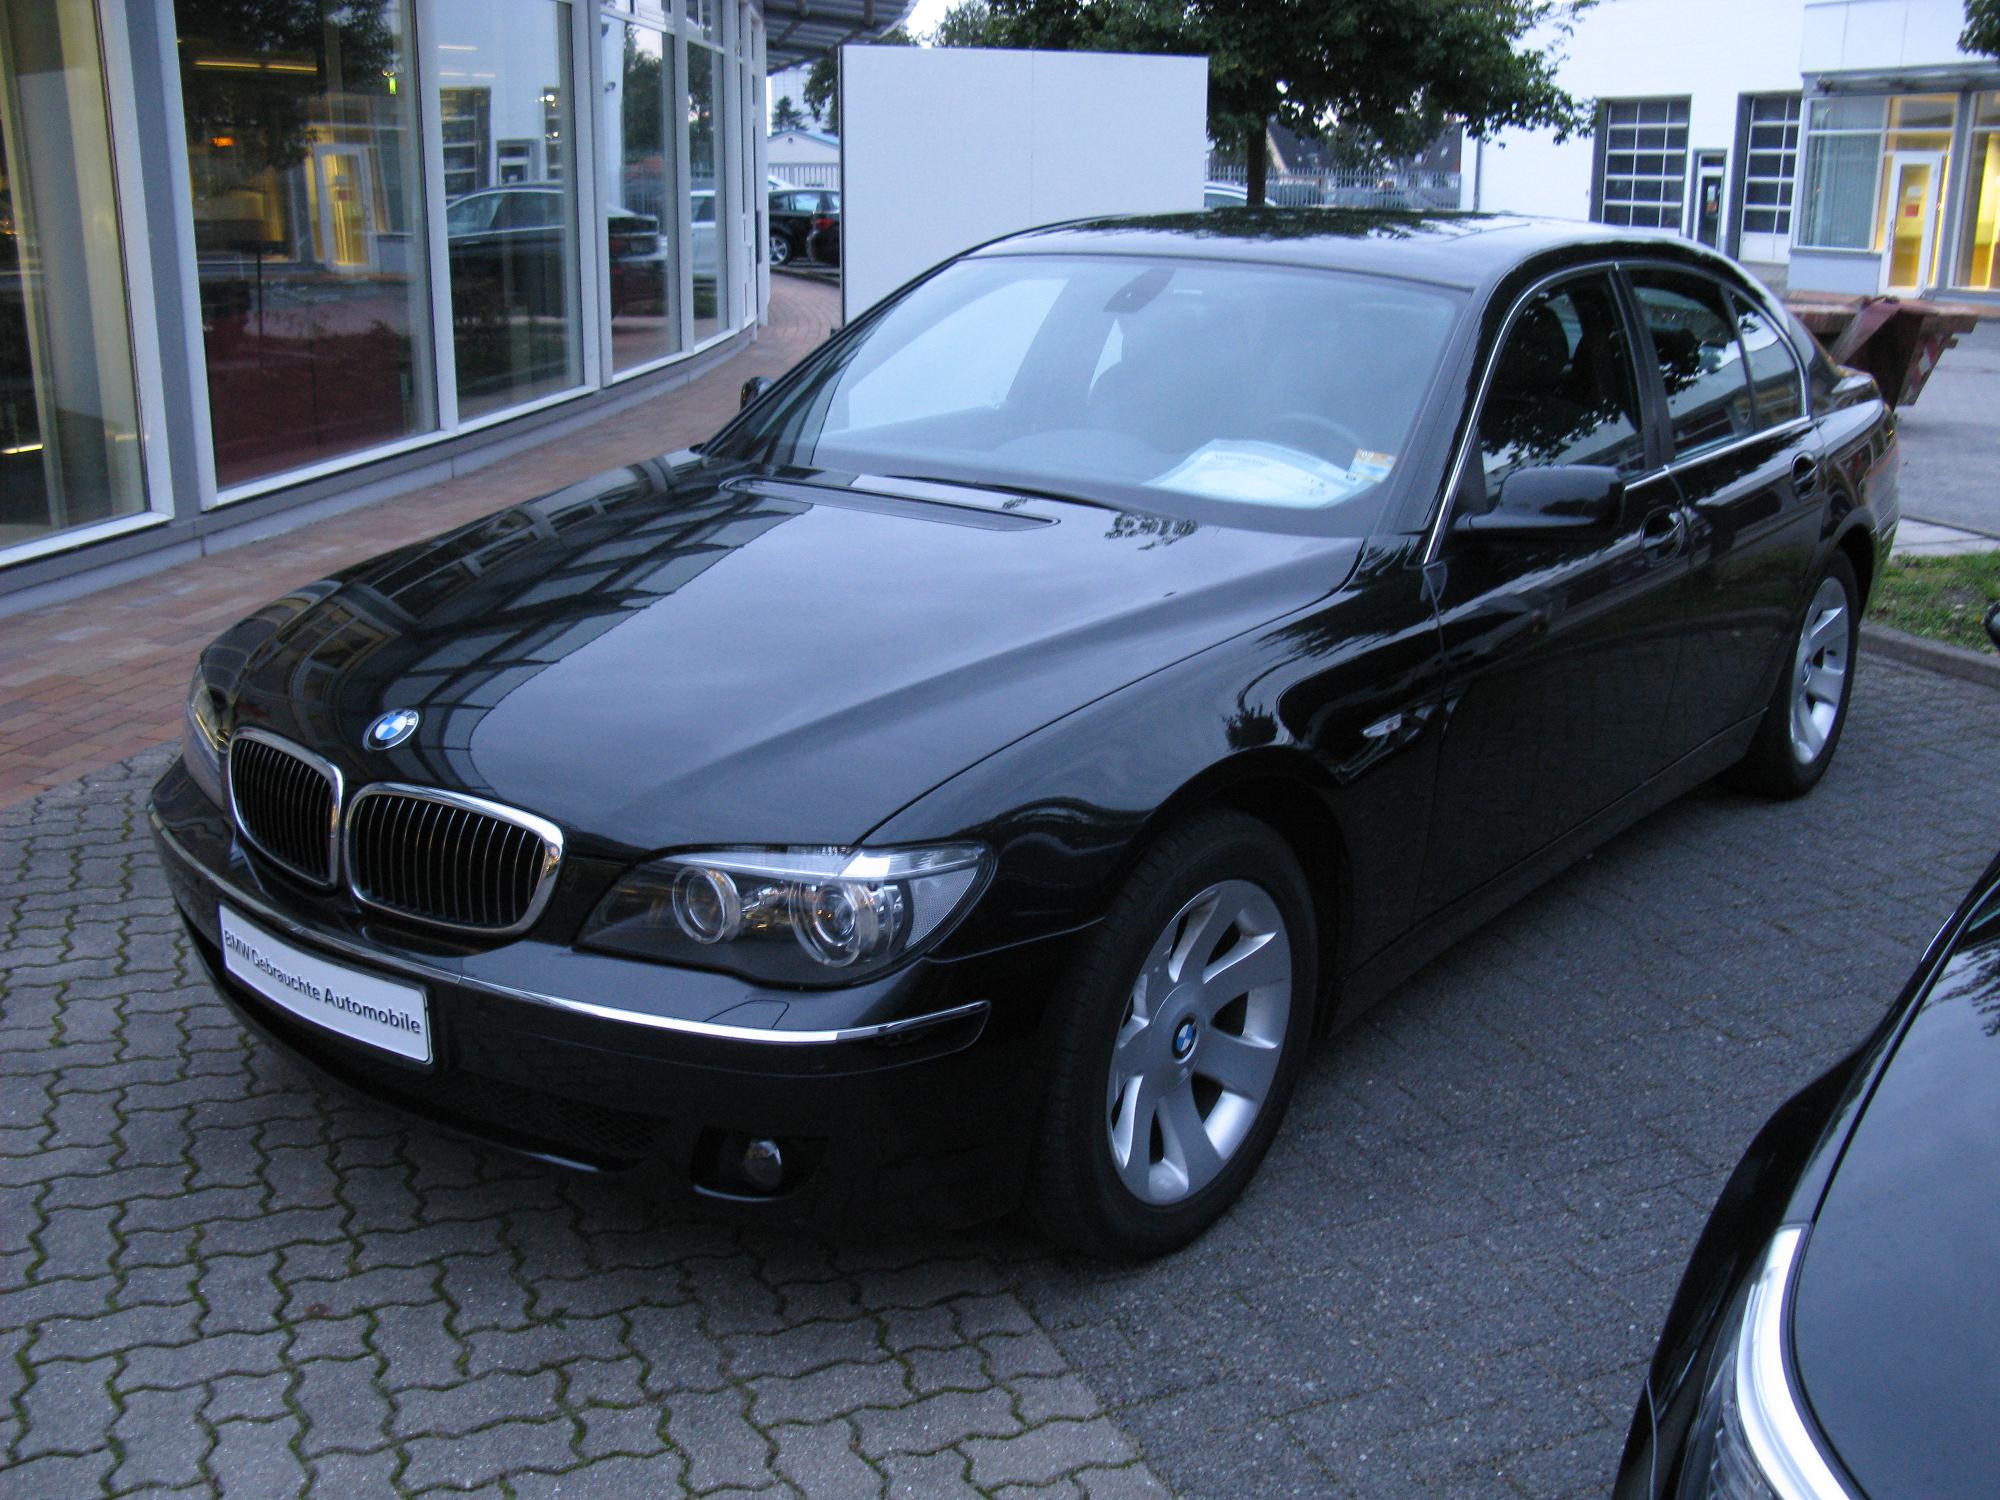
739, 375, 774, 410
1454, 465, 1625, 541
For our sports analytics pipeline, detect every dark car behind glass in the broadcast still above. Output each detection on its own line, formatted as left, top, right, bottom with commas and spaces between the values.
153, 211, 1899, 1258
768, 187, 837, 266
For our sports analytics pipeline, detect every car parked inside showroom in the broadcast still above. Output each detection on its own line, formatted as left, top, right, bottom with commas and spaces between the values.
153, 210, 1898, 1257
1619, 607, 2000, 1500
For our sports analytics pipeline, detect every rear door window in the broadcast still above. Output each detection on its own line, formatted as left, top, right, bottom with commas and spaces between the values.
1629, 269, 1757, 458
1732, 292, 1806, 428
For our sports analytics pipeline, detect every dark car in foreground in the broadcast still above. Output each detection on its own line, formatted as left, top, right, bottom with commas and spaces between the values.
1620, 845, 2000, 1500
152, 211, 1898, 1257
1621, 609, 2000, 1500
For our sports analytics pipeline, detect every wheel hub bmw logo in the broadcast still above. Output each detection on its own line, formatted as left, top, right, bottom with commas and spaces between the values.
364, 708, 421, 750
1171, 1019, 1198, 1061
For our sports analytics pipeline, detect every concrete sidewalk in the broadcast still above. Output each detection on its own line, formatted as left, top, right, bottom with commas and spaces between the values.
0, 277, 840, 810
1895, 315, 2000, 542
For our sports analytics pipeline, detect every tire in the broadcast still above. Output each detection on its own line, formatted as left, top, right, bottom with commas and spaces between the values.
1028, 810, 1318, 1259
768, 233, 792, 267
1726, 552, 1859, 798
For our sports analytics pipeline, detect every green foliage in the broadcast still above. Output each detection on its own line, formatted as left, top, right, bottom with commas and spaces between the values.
1871, 551, 2000, 651
985, 0, 1598, 202
1964, 0, 2000, 57
772, 94, 806, 131
804, 26, 915, 134
931, 0, 1008, 46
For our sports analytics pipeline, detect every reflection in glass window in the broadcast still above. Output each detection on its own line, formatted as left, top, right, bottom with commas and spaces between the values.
1733, 295, 1803, 428
687, 44, 725, 344
1478, 276, 1645, 495
436, 0, 582, 421
175, 0, 433, 488
0, 0, 148, 549
1630, 272, 1755, 458
602, 22, 677, 372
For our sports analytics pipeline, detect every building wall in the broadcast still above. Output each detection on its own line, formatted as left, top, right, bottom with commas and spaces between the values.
0, 0, 781, 606
1801, 0, 1974, 73
1472, 0, 1806, 228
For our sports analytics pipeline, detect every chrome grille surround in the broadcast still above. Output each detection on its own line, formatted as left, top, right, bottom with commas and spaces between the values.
344, 784, 564, 936
226, 728, 344, 887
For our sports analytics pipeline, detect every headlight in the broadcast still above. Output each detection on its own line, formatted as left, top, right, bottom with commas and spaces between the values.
1678, 1227, 1851, 1500
580, 844, 989, 984
182, 668, 228, 808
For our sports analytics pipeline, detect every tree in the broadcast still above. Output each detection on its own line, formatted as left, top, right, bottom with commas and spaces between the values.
986, 0, 1598, 206
804, 26, 914, 134
771, 94, 806, 131
930, 0, 1006, 47
1965, 0, 2000, 57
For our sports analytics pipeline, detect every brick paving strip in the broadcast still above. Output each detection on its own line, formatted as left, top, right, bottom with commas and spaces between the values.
0, 275, 842, 811
4, 658, 1997, 1497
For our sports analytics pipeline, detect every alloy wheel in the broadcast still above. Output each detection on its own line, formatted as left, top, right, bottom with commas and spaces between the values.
1789, 575, 1850, 764
769, 234, 791, 266
1105, 878, 1292, 1205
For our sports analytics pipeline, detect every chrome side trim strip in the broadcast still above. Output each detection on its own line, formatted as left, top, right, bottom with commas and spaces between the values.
155, 814, 987, 1047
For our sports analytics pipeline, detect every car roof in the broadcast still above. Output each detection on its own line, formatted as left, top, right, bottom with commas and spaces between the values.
968, 210, 1732, 294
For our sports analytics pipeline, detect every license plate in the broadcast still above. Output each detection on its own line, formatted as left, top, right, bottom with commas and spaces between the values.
219, 908, 432, 1064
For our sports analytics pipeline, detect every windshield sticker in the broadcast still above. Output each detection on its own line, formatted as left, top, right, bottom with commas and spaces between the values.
1351, 450, 1396, 483
1144, 440, 1379, 509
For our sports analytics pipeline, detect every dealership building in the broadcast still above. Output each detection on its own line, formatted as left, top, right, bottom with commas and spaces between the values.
0, 0, 908, 607
1470, 0, 2000, 299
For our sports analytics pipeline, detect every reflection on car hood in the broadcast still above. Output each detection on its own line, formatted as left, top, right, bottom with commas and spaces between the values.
1791, 905, 2000, 1500
221, 457, 1353, 854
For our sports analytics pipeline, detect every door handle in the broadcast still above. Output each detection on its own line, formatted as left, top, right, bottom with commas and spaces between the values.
1641, 508, 1685, 559
1791, 453, 1821, 496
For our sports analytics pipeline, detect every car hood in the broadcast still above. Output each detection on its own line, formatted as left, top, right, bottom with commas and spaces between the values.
222, 457, 1353, 855
1790, 906, 2000, 1500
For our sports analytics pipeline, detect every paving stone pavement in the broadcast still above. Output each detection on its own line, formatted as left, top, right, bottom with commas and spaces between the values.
2, 658, 1996, 1499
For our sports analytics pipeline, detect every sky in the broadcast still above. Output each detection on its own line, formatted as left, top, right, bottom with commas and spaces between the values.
901, 0, 954, 38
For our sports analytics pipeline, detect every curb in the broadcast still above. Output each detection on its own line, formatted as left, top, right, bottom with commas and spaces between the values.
1861, 621, 2000, 688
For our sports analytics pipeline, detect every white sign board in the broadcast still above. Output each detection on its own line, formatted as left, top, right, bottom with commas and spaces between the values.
838, 46, 1209, 322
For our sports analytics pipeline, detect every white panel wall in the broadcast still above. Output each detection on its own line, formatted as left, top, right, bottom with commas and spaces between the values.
1472, 0, 1806, 222
1802, 0, 1979, 72
839, 46, 1207, 321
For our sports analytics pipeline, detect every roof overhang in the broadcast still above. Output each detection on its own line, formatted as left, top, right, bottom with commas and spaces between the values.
761, 0, 919, 70
1807, 62, 2000, 96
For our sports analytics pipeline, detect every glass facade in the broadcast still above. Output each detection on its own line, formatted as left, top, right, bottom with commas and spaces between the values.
154, 0, 759, 510
687, 41, 726, 343
0, 0, 817, 577
174, 0, 434, 489
602, 21, 678, 372
1798, 95, 1955, 289
435, 0, 584, 420
0, 0, 149, 551
1959, 93, 2000, 290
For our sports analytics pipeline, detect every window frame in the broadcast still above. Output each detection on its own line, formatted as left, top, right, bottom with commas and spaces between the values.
1426, 255, 1816, 563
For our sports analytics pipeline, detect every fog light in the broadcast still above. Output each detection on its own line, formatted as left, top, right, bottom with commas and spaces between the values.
742, 1137, 784, 1191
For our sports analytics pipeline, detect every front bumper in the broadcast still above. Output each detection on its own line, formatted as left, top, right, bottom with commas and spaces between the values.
151, 758, 1070, 1229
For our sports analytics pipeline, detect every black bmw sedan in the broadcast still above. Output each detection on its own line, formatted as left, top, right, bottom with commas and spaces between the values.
151, 211, 1898, 1257
1619, 842, 2000, 1500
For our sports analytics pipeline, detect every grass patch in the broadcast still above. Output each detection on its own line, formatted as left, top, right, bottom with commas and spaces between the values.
1868, 549, 2000, 650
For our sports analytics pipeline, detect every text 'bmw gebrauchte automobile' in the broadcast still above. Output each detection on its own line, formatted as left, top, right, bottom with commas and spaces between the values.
152, 211, 1898, 1258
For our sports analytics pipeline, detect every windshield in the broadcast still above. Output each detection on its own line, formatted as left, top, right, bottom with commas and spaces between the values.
714, 253, 1460, 529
